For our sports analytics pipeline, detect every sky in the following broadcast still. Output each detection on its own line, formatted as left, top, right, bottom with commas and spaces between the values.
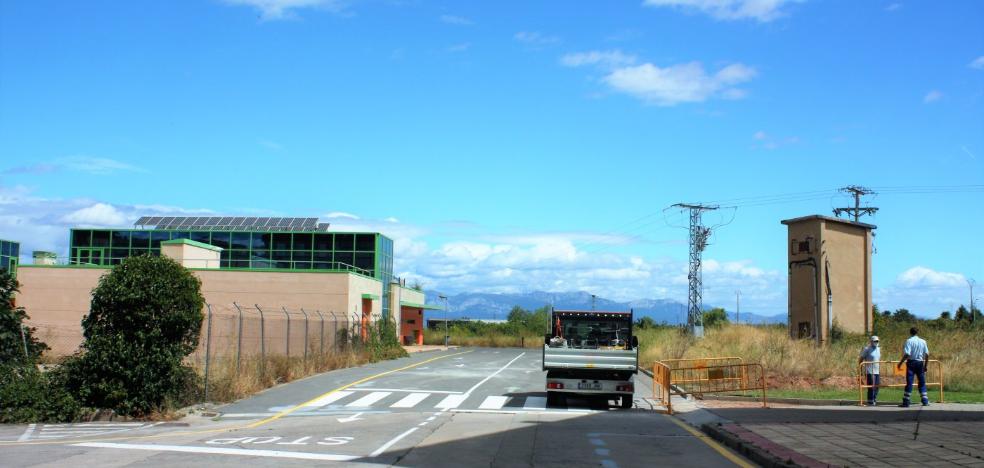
1, 0, 982, 318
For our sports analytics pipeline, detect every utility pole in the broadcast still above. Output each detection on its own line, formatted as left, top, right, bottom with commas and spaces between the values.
970, 279, 976, 325
672, 203, 719, 337
736, 290, 741, 325
438, 295, 449, 348
591, 294, 596, 311
832, 185, 878, 222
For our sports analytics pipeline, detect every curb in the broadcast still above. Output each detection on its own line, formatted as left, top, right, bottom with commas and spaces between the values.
703, 394, 858, 406
701, 423, 799, 468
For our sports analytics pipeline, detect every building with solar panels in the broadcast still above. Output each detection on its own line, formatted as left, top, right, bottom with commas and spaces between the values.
16, 216, 434, 356
0, 239, 19, 275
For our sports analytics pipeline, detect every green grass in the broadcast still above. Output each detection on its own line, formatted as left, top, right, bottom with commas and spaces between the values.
754, 388, 984, 404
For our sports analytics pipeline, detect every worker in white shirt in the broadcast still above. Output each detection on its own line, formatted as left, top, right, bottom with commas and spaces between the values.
858, 336, 880, 406
896, 327, 930, 407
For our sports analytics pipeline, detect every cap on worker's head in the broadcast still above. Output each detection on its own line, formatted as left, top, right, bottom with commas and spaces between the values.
870, 335, 879, 343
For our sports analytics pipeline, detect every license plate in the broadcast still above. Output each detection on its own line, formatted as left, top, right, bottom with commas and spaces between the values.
578, 382, 601, 390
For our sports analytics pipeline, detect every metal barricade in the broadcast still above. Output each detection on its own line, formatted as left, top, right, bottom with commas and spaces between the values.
652, 361, 673, 414
857, 359, 944, 406
660, 357, 745, 388
665, 362, 768, 408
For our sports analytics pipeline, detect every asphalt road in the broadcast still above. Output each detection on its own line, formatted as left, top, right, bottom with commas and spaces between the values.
0, 348, 748, 467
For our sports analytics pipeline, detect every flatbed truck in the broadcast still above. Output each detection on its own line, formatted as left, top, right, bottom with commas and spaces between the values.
542, 309, 638, 408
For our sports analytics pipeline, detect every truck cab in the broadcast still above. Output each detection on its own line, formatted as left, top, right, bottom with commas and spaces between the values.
542, 309, 638, 408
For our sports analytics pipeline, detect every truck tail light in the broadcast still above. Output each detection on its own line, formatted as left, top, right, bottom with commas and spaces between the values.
547, 382, 565, 389
616, 384, 633, 392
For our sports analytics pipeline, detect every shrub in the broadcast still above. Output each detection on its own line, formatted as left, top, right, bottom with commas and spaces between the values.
0, 271, 48, 363
66, 255, 205, 416
0, 363, 83, 423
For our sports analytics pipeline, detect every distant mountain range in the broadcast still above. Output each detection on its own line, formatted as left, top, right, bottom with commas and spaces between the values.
422, 290, 784, 325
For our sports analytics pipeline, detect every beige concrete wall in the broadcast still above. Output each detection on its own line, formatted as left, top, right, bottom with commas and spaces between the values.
785, 217, 873, 344
162, 243, 220, 269
819, 221, 872, 338
18, 265, 376, 357
400, 287, 425, 305
786, 222, 821, 340
347, 274, 383, 322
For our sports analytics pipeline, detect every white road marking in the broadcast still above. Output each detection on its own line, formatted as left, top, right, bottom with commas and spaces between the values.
478, 396, 508, 410
463, 352, 526, 396
347, 392, 391, 407
352, 388, 461, 394
523, 396, 547, 410
73, 442, 358, 461
391, 393, 430, 408
435, 394, 468, 409
601, 460, 619, 468
301, 391, 353, 408
595, 448, 610, 456
17, 424, 35, 442
590, 438, 605, 446
336, 413, 364, 423
370, 427, 418, 458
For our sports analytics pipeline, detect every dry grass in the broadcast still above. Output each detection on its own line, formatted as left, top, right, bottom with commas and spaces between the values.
195, 347, 404, 403
639, 323, 984, 392
422, 328, 542, 349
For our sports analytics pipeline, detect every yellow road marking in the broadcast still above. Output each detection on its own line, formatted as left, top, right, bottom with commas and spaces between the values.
0, 350, 473, 446
662, 414, 755, 468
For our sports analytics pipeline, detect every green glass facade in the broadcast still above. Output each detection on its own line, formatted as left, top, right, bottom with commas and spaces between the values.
69, 229, 396, 318
0, 239, 19, 275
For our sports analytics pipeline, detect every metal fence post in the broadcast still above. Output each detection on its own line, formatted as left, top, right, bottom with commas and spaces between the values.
283, 307, 291, 358
329, 311, 338, 351
233, 302, 244, 375
300, 308, 309, 361
316, 310, 325, 355
352, 312, 359, 342
256, 304, 265, 375
204, 303, 213, 402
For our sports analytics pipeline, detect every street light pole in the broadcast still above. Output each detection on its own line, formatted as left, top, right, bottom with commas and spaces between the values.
438, 294, 449, 348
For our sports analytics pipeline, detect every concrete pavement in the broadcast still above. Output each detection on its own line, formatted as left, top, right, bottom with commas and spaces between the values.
0, 347, 748, 467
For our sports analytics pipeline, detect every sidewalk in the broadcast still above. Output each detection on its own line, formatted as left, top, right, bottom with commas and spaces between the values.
681, 401, 984, 467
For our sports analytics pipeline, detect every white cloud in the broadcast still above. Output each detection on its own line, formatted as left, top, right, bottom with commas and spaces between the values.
439, 14, 473, 26
885, 3, 902, 12
514, 31, 561, 47
4, 157, 145, 176
324, 211, 360, 220
923, 90, 943, 103
602, 61, 757, 106
876, 266, 973, 317
895, 266, 965, 289
560, 50, 637, 69
969, 56, 984, 70
642, 0, 802, 22
751, 130, 800, 150
446, 42, 471, 53
61, 203, 128, 227
259, 139, 284, 151
222, 0, 345, 20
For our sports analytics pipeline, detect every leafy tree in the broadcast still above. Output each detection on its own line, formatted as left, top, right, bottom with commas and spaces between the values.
0, 270, 48, 363
939, 311, 951, 320
635, 316, 657, 329
892, 308, 916, 322
64, 255, 204, 416
702, 307, 729, 328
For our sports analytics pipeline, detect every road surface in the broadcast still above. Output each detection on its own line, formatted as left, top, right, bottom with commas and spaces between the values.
0, 348, 749, 467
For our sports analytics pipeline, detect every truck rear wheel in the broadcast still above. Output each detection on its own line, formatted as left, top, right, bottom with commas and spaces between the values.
547, 391, 565, 407
620, 395, 633, 409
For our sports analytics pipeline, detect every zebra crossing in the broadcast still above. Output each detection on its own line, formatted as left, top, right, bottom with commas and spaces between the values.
220, 389, 615, 419
18, 422, 157, 441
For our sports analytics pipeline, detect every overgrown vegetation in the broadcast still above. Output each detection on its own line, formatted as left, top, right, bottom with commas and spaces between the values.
0, 270, 83, 423
202, 319, 408, 402
423, 305, 550, 347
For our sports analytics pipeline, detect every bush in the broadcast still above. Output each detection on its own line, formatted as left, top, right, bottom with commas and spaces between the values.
66, 255, 205, 416
0, 271, 48, 363
0, 363, 83, 423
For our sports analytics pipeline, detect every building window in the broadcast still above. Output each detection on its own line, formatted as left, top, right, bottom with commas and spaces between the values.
406, 319, 416, 324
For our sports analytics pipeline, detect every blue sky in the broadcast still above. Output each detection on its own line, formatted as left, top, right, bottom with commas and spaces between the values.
1, 0, 982, 317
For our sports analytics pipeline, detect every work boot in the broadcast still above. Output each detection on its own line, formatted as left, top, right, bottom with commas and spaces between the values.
922, 399, 930, 406
899, 400, 910, 408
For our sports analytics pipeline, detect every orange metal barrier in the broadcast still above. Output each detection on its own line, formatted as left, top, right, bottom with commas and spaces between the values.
857, 359, 944, 406
661, 357, 745, 388
652, 361, 673, 414
667, 362, 768, 408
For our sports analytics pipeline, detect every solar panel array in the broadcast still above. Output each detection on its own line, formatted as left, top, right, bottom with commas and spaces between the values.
133, 216, 331, 232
